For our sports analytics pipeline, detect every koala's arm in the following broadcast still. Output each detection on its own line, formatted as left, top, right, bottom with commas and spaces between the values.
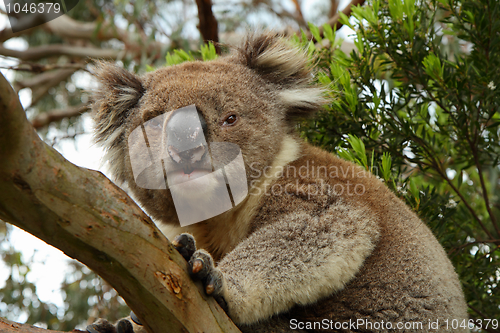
216, 199, 380, 325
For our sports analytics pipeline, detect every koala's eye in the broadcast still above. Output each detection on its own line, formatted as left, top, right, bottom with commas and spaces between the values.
223, 115, 238, 126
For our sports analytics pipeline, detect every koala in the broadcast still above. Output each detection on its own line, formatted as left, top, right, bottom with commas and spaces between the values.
88, 34, 469, 333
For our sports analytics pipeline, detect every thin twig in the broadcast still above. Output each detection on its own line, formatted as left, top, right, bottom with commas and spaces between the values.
31, 104, 91, 129
290, 0, 307, 27
474, 150, 500, 236
448, 239, 500, 257
318, 0, 366, 39
0, 44, 122, 61
328, 0, 339, 19
0, 63, 87, 73
50, 131, 88, 147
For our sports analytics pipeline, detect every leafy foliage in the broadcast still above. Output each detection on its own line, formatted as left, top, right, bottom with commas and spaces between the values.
164, 41, 219, 66
298, 0, 500, 328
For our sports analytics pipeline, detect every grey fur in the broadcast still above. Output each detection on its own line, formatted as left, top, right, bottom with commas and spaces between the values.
90, 33, 468, 332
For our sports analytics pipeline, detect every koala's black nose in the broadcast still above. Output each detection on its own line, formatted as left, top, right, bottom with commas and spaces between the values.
165, 107, 209, 172
167, 144, 207, 174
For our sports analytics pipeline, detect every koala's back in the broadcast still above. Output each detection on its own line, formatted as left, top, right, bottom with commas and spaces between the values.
241, 143, 468, 332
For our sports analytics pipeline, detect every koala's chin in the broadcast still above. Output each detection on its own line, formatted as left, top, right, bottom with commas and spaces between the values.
167, 169, 228, 201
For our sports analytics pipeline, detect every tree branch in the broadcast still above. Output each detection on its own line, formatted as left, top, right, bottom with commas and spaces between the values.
290, 0, 307, 27
304, 0, 365, 42
321, 0, 365, 35
1, 63, 87, 73
0, 15, 166, 60
0, 71, 240, 333
0, 11, 47, 43
473, 149, 500, 237
447, 239, 500, 258
0, 25, 37, 44
42, 15, 128, 41
328, 0, 339, 20
195, 0, 221, 54
0, 44, 122, 61
468, 304, 500, 333
0, 318, 84, 333
30, 104, 91, 129
42, 16, 167, 57
16, 68, 77, 107
15, 67, 75, 89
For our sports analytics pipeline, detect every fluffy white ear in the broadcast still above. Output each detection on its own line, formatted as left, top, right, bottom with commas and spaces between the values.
277, 87, 326, 120
231, 33, 326, 119
91, 61, 144, 180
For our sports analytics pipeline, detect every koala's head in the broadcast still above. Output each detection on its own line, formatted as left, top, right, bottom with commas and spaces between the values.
92, 33, 325, 225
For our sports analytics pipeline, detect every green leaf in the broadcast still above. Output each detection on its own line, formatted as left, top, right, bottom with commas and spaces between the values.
409, 177, 419, 200
388, 0, 403, 21
370, 149, 375, 173
307, 40, 316, 55
338, 148, 355, 162
174, 49, 193, 61
201, 42, 218, 61
318, 72, 332, 85
422, 53, 443, 81
347, 134, 367, 169
308, 23, 322, 42
380, 152, 392, 181
322, 23, 335, 43
338, 12, 353, 28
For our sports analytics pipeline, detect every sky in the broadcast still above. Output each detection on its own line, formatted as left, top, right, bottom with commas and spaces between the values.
0, 0, 355, 322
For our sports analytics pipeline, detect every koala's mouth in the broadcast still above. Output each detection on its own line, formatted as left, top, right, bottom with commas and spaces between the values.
166, 168, 212, 186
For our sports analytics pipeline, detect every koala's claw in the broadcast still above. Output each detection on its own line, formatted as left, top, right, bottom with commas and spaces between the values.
191, 258, 204, 274
172, 233, 196, 261
188, 250, 214, 279
116, 319, 134, 333
205, 269, 224, 295
87, 319, 115, 333
188, 249, 224, 297
129, 311, 142, 325
87, 318, 135, 333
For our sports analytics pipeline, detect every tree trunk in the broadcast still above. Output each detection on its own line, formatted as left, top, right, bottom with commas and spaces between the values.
0, 72, 240, 333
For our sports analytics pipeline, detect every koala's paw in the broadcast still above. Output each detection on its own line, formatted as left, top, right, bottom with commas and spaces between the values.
172, 233, 197, 261
86, 319, 133, 333
86, 313, 142, 333
172, 234, 228, 312
189, 249, 228, 311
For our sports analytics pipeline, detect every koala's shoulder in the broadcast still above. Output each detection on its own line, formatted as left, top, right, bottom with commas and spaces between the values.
249, 142, 399, 228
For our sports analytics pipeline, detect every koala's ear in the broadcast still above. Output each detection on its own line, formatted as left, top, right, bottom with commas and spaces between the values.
231, 33, 326, 119
91, 61, 144, 151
